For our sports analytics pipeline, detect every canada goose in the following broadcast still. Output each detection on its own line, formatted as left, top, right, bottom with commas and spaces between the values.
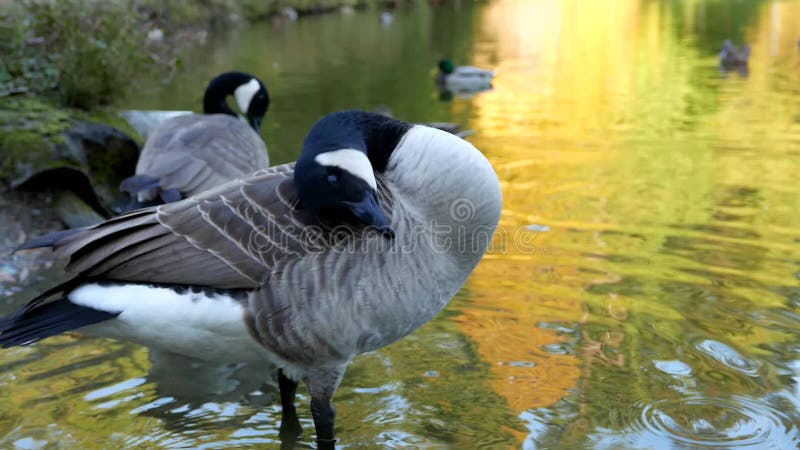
120, 71, 271, 209
720, 40, 750, 75
2, 110, 502, 448
436, 58, 496, 92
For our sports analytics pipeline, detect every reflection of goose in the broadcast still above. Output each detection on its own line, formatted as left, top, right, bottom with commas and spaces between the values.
119, 72, 270, 209
373, 105, 475, 138
720, 40, 750, 76
146, 349, 272, 402
129, 349, 282, 444
436, 58, 495, 93
379, 11, 393, 25
3, 110, 502, 448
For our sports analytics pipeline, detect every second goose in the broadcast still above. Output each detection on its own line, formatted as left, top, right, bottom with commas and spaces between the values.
121, 71, 271, 208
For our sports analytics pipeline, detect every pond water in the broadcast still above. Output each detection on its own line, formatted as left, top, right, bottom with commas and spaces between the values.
2, 0, 800, 448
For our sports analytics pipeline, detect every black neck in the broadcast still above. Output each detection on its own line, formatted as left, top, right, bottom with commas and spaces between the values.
202, 72, 253, 117
299, 110, 412, 172
203, 97, 237, 117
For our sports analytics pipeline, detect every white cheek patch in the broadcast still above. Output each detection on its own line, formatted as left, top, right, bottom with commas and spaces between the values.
315, 149, 377, 190
234, 78, 261, 113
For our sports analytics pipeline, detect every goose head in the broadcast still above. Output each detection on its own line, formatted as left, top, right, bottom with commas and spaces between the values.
203, 71, 270, 133
294, 111, 412, 238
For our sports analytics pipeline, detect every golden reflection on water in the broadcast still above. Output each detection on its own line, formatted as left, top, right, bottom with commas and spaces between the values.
460, 0, 800, 446
2, 1, 800, 448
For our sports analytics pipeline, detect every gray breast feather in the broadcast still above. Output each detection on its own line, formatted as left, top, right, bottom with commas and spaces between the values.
244, 203, 464, 367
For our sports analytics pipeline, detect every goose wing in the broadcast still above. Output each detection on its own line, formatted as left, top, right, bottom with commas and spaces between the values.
137, 114, 270, 197
31, 163, 321, 290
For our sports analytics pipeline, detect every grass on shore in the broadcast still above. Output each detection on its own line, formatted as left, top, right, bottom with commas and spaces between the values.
0, 0, 372, 110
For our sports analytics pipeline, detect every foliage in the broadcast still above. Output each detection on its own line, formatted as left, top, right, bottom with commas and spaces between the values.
135, 0, 240, 27
37, 0, 145, 109
0, 0, 149, 109
134, 0, 369, 25
0, 0, 375, 109
0, 10, 58, 98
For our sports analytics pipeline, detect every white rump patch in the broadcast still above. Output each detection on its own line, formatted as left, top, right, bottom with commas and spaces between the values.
234, 78, 261, 113
69, 283, 268, 363
315, 148, 377, 189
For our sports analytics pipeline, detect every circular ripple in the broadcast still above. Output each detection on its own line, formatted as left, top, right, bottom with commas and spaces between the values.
635, 394, 798, 448
696, 339, 762, 376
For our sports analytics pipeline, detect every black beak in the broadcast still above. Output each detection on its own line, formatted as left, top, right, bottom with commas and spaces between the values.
248, 115, 262, 134
343, 191, 394, 238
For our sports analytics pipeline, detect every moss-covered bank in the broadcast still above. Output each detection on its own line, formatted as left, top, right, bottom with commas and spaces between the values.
0, 96, 140, 221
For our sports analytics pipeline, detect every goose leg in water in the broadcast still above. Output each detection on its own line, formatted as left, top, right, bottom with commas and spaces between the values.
305, 366, 346, 449
311, 397, 336, 450
278, 369, 302, 442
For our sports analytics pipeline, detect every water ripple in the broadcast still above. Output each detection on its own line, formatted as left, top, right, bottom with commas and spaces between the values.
634, 394, 799, 448
695, 340, 762, 376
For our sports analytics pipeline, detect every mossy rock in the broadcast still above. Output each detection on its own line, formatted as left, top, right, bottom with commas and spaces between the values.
0, 96, 140, 220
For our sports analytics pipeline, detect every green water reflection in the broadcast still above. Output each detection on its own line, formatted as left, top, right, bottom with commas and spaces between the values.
1, 0, 800, 448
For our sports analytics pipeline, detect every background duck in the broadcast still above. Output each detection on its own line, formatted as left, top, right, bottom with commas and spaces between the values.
436, 58, 496, 92
720, 40, 750, 75
120, 71, 271, 209
2, 110, 502, 449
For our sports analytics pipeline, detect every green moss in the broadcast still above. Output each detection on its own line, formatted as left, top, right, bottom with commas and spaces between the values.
87, 109, 143, 145
75, 122, 140, 205
0, 128, 50, 161
0, 101, 63, 135
0, 96, 78, 185
0, 94, 138, 216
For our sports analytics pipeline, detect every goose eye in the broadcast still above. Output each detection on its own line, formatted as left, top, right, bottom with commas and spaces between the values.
327, 174, 339, 184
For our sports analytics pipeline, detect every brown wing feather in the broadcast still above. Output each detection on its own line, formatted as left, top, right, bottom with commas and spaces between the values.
45, 164, 320, 289
136, 114, 270, 197
33, 161, 396, 292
